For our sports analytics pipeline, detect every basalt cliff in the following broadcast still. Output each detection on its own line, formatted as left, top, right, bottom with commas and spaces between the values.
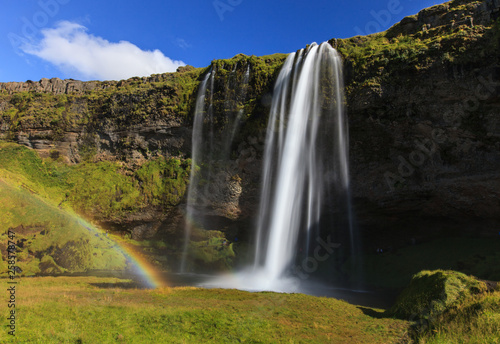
1, 0, 499, 270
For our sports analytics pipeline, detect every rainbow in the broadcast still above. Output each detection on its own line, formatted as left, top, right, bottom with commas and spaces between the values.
110, 235, 169, 289
73, 216, 169, 289
1, 173, 169, 288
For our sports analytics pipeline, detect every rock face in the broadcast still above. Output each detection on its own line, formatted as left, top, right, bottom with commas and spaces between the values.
388, 0, 500, 36
0, 69, 202, 165
0, 69, 194, 95
0, 78, 106, 95
0, 0, 499, 244
338, 0, 500, 244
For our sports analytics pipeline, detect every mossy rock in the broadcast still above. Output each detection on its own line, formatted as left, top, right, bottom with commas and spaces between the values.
186, 229, 236, 271
39, 255, 66, 274
49, 239, 93, 272
389, 270, 487, 321
16, 258, 41, 276
0, 255, 7, 274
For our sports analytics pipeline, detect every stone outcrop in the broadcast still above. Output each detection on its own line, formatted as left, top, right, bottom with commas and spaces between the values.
0, 66, 195, 95
0, 78, 103, 95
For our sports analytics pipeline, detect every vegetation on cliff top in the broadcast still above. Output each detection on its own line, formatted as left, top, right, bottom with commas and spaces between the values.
196, 53, 287, 139
0, 53, 286, 145
0, 66, 204, 135
334, 0, 500, 94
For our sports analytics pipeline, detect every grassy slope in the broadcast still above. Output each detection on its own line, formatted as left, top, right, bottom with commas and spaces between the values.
0, 141, 192, 221
1, 276, 408, 343
0, 179, 128, 275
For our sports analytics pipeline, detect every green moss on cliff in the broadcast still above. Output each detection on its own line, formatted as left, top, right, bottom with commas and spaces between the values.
335, 1, 499, 96
0, 142, 191, 221
86, 67, 204, 127
0, 66, 205, 141
2, 92, 84, 140
0, 141, 70, 203
135, 156, 191, 206
187, 228, 236, 271
67, 162, 141, 219
202, 53, 286, 128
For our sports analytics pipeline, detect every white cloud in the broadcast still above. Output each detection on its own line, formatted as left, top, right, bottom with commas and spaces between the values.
21, 21, 186, 81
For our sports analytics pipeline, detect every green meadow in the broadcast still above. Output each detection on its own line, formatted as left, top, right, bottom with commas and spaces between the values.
2, 276, 408, 343
1, 274, 499, 343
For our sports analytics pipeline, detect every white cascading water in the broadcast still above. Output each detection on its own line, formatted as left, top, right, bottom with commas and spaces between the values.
181, 63, 252, 272
180, 69, 213, 273
204, 42, 353, 292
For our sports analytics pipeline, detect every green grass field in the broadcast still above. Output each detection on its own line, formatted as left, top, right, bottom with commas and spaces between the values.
1, 275, 498, 343
1, 276, 409, 344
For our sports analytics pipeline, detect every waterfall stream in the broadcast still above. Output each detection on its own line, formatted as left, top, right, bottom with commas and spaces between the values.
185, 43, 354, 292
180, 63, 251, 272
180, 70, 213, 273
252, 42, 351, 284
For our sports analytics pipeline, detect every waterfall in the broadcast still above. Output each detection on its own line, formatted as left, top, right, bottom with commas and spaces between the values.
181, 62, 251, 272
180, 69, 213, 273
253, 42, 350, 283
202, 42, 353, 292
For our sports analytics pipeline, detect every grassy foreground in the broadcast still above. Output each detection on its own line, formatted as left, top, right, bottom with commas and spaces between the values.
1, 276, 408, 343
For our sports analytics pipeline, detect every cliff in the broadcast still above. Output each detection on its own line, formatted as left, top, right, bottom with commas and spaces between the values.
335, 0, 500, 247
1, 0, 499, 252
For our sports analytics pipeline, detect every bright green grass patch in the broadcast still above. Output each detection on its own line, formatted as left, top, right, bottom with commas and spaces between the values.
0, 276, 409, 343
0, 142, 70, 204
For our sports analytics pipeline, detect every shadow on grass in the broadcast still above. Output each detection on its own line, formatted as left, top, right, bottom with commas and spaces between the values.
357, 306, 388, 319
90, 282, 144, 289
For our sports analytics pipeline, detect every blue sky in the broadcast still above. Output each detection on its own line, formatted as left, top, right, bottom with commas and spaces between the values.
0, 0, 441, 82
